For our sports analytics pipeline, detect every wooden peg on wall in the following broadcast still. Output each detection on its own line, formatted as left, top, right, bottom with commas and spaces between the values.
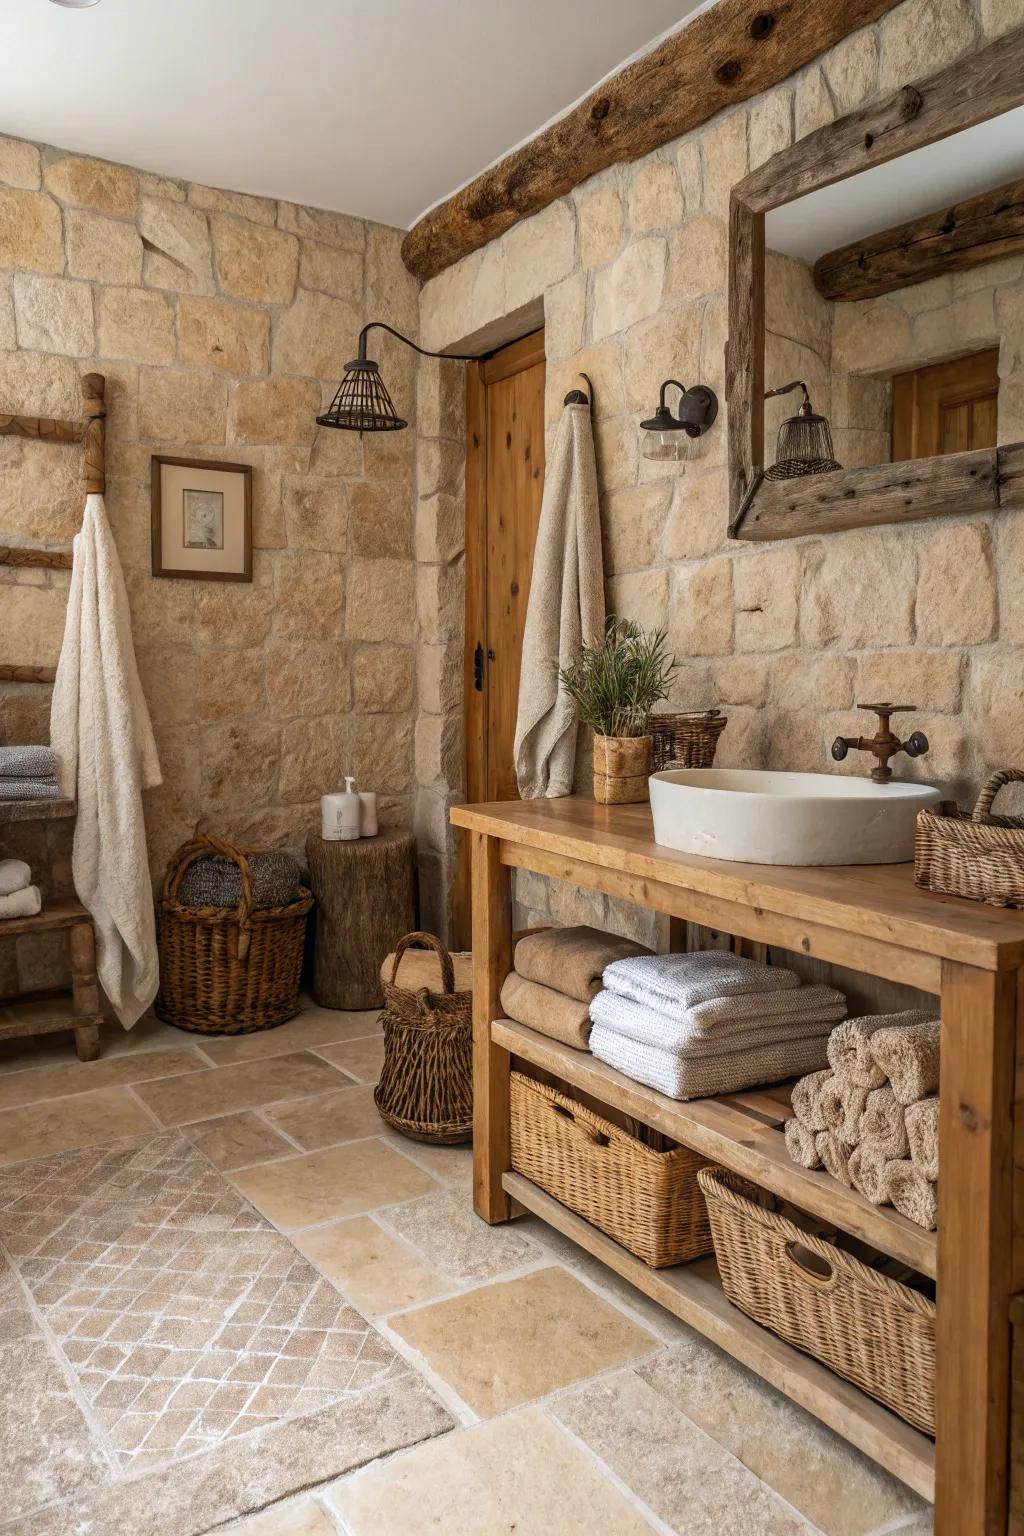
81, 372, 106, 496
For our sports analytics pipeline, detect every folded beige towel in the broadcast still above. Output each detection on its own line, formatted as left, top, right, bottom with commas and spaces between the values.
848, 1142, 890, 1205
827, 1009, 935, 1089
790, 1068, 834, 1132
815, 1130, 851, 1187
784, 1116, 822, 1169
514, 925, 650, 1003
500, 972, 592, 1050
869, 1019, 941, 1107
887, 1159, 938, 1231
0, 884, 41, 920
859, 1085, 911, 1160
0, 859, 31, 898
905, 1097, 940, 1182
837, 1081, 870, 1147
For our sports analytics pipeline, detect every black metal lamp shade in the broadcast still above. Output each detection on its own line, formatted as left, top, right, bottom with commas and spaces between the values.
317, 322, 478, 433
639, 380, 718, 461
764, 379, 842, 480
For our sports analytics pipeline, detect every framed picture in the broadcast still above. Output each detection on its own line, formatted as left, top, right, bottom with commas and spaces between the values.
151, 456, 252, 582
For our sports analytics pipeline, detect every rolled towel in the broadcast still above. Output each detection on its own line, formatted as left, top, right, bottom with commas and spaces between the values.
588, 986, 845, 1056
0, 778, 61, 802
514, 926, 650, 1003
818, 1073, 845, 1133
869, 1019, 941, 1107
603, 949, 799, 1016
0, 744, 57, 779
837, 1080, 870, 1147
784, 1116, 822, 1169
589, 1022, 829, 1102
886, 1160, 938, 1231
859, 1085, 910, 1160
849, 1141, 891, 1204
0, 884, 42, 920
815, 1130, 852, 1188
905, 1097, 940, 1182
500, 971, 592, 1051
790, 1068, 834, 1132
0, 859, 31, 898
827, 1009, 936, 1089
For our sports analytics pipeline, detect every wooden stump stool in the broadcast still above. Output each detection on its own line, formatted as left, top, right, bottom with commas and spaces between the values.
305, 829, 417, 1010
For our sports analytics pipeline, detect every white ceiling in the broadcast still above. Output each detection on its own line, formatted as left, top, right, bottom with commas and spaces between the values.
1, 0, 704, 229
767, 106, 1024, 263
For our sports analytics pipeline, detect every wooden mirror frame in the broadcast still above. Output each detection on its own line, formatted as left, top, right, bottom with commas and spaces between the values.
726, 26, 1024, 543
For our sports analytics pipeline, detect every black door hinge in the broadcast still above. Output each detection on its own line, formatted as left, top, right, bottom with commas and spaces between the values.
473, 642, 484, 691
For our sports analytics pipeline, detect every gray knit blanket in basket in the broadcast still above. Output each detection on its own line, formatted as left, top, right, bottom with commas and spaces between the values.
177, 852, 303, 911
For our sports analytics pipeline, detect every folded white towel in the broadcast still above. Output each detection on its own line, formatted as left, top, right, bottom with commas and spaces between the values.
589, 986, 845, 1055
0, 884, 42, 920
589, 1022, 830, 1101
603, 949, 800, 1019
0, 859, 31, 898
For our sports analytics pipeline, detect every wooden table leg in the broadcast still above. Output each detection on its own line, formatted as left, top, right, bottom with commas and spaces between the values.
471, 830, 513, 1223
69, 920, 101, 1062
935, 961, 1016, 1534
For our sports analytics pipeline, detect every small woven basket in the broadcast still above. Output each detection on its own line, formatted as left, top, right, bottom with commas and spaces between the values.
651, 710, 728, 772
156, 833, 313, 1035
915, 768, 1024, 908
698, 1166, 936, 1433
374, 932, 473, 1145
510, 1071, 712, 1267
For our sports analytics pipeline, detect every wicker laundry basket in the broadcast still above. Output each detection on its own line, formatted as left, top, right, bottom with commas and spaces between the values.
510, 1071, 713, 1267
374, 932, 473, 1145
651, 710, 728, 772
698, 1165, 936, 1433
156, 833, 312, 1036
915, 768, 1024, 907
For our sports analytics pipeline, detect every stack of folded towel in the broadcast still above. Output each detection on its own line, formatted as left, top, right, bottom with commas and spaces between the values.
0, 745, 61, 802
785, 1010, 940, 1230
0, 858, 42, 919
499, 925, 651, 1050
589, 950, 847, 1101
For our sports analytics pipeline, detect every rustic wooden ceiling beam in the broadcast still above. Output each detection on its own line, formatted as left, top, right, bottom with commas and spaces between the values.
400, 0, 905, 283
813, 176, 1024, 301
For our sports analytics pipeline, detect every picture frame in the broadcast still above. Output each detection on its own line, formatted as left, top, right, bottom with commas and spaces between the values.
151, 455, 252, 582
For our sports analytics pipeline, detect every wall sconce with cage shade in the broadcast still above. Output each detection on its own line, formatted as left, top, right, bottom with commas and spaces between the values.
317, 322, 477, 433
639, 380, 719, 462
764, 379, 842, 480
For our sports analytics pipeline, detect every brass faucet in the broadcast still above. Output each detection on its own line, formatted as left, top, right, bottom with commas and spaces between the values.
831, 703, 929, 783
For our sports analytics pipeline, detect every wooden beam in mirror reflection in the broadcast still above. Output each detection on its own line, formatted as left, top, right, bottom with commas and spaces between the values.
0, 415, 83, 443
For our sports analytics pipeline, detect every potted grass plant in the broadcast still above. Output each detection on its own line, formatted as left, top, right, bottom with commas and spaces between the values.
560, 618, 678, 804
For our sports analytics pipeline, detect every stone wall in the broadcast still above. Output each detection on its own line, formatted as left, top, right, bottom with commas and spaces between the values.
0, 138, 420, 994
415, 0, 1024, 944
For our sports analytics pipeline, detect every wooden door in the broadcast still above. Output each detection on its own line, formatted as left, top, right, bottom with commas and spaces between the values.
891, 348, 1000, 460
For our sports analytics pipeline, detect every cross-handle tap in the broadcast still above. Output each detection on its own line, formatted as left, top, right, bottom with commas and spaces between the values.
831, 703, 929, 783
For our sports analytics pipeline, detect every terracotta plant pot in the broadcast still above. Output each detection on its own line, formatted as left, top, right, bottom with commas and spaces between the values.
593, 734, 652, 805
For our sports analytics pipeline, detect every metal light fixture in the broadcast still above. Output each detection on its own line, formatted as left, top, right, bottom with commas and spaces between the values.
49, 0, 101, 8
764, 379, 841, 480
639, 380, 719, 462
317, 322, 477, 433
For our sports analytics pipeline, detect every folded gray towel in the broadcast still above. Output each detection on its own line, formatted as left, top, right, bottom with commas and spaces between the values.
0, 745, 57, 779
0, 778, 61, 801
177, 851, 303, 911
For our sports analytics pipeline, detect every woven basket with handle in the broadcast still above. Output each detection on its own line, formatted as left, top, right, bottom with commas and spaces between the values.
156, 833, 313, 1035
651, 709, 728, 772
698, 1165, 935, 1433
374, 931, 473, 1145
915, 768, 1024, 908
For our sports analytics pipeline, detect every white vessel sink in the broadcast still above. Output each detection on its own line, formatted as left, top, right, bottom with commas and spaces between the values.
649, 768, 941, 866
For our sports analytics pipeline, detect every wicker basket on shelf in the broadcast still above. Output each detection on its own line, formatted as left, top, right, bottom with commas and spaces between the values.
374, 932, 473, 1145
510, 1071, 713, 1267
698, 1165, 936, 1433
156, 833, 312, 1035
915, 768, 1024, 908
651, 710, 728, 772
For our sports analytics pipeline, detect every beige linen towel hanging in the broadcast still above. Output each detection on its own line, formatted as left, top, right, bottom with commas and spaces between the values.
514, 397, 604, 798
50, 493, 162, 1028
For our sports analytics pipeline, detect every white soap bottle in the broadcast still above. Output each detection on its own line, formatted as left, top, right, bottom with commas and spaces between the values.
321, 776, 361, 841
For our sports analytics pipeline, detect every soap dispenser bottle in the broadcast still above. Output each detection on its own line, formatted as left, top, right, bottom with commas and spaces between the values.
321, 776, 361, 841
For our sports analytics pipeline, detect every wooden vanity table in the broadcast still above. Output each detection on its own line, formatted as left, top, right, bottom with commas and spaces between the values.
451, 795, 1024, 1535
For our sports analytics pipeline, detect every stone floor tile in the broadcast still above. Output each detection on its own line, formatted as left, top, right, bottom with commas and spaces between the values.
379, 1186, 543, 1283
292, 1215, 447, 1315
133, 1053, 350, 1126
182, 1111, 294, 1170
0, 1086, 155, 1165
224, 1496, 339, 1534
0, 1335, 109, 1523
0, 1014, 186, 1076
553, 1367, 814, 1535
637, 1340, 927, 1535
388, 1265, 658, 1416
0, 1049, 203, 1111
232, 1138, 436, 1230
312, 1037, 386, 1084
383, 1134, 473, 1188
329, 1406, 656, 1534
263, 1084, 385, 1149
196, 1010, 381, 1066
521, 1218, 693, 1343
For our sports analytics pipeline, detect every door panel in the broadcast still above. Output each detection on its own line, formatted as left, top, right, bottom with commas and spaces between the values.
891, 348, 1000, 460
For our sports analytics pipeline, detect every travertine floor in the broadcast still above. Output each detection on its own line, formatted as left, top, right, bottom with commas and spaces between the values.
0, 1002, 934, 1536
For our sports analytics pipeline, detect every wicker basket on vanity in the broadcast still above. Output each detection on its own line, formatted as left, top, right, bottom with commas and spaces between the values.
651, 710, 728, 772
915, 768, 1024, 908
